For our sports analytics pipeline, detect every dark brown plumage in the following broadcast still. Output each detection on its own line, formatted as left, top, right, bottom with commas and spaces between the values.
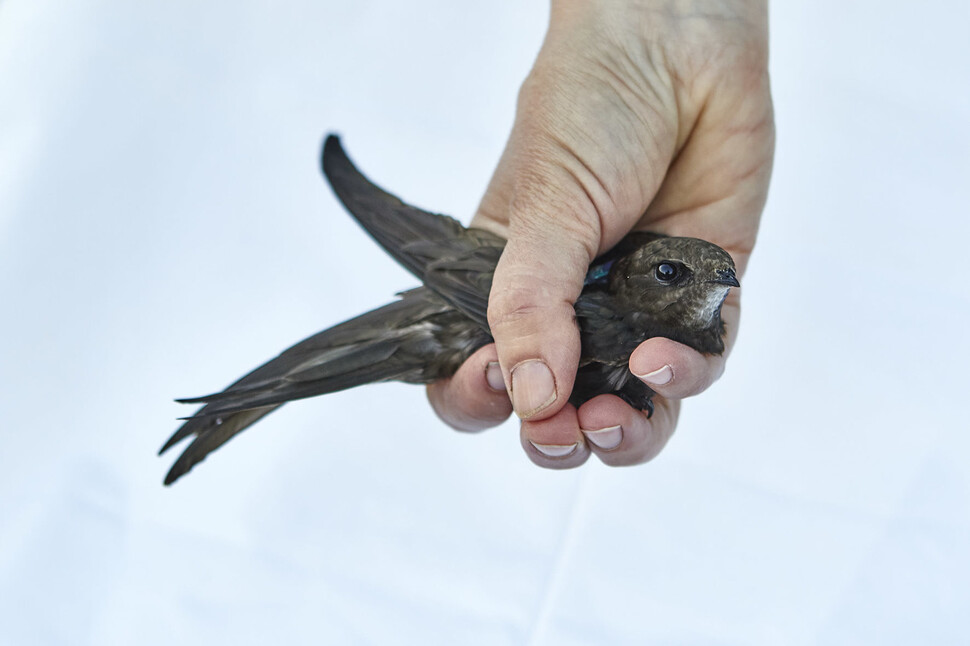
160, 135, 738, 485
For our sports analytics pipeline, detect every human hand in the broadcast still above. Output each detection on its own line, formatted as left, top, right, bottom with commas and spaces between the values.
427, 0, 774, 467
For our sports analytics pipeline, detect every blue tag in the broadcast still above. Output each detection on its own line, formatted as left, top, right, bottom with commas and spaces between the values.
584, 259, 615, 285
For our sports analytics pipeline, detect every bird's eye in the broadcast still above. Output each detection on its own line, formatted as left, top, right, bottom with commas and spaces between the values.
655, 262, 679, 283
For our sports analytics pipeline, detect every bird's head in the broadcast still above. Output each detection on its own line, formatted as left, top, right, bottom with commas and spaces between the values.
610, 236, 739, 341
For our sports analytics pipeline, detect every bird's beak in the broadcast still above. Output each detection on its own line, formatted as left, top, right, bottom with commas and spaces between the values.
712, 267, 740, 287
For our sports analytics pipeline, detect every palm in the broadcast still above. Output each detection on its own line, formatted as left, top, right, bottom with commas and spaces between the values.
431, 1, 774, 467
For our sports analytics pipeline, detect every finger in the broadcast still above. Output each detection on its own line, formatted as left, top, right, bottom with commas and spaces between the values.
474, 66, 666, 424
628, 293, 739, 399
476, 129, 605, 423
486, 231, 591, 422
472, 38, 679, 425
426, 344, 512, 433
628, 339, 724, 400
519, 404, 591, 469
577, 394, 679, 467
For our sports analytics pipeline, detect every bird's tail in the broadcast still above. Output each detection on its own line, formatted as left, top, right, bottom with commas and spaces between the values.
160, 289, 451, 485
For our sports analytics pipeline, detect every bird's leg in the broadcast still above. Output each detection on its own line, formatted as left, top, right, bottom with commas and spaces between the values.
616, 377, 655, 418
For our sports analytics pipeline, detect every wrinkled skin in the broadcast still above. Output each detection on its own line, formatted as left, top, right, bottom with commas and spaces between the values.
426, 0, 775, 467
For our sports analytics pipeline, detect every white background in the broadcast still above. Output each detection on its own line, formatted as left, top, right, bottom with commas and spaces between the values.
1, 1, 968, 644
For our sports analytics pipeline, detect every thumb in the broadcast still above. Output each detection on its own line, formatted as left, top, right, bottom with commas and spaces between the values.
471, 32, 678, 422
487, 222, 592, 421
478, 137, 607, 421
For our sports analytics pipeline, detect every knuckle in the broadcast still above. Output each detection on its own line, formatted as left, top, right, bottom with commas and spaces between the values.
486, 284, 543, 331
426, 382, 508, 433
425, 383, 462, 430
597, 437, 660, 467
678, 358, 724, 398
486, 274, 569, 333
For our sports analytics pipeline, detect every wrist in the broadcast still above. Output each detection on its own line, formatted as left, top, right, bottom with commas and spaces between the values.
549, 0, 768, 45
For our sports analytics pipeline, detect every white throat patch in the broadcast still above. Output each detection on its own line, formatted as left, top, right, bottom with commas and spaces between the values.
693, 286, 731, 326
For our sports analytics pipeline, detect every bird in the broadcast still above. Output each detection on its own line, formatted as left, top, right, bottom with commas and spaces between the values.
159, 134, 740, 485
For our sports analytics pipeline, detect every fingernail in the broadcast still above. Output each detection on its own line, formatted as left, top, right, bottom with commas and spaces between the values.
510, 359, 557, 418
636, 364, 672, 386
582, 425, 623, 450
529, 441, 578, 458
485, 362, 506, 392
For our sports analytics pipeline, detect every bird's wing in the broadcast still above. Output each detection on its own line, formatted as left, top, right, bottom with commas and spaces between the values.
574, 290, 643, 366
321, 135, 503, 329
159, 406, 280, 486
322, 137, 669, 331
421, 243, 499, 329
160, 288, 452, 485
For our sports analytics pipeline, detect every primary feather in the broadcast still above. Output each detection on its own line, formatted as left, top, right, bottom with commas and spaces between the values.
160, 135, 738, 485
